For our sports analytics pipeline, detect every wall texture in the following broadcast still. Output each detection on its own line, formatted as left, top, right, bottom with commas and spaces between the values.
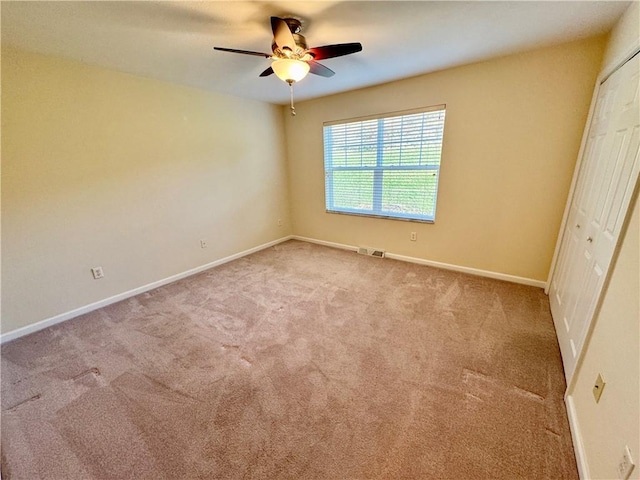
1, 47, 291, 334
284, 36, 606, 283
568, 3, 640, 478
600, 0, 640, 75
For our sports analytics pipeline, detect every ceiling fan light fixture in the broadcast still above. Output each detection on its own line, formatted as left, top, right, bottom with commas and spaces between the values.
272, 58, 310, 83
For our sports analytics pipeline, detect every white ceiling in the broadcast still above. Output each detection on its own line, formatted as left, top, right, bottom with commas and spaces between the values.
1, 1, 630, 105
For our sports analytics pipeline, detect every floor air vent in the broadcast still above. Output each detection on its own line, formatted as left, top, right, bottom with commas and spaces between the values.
357, 247, 386, 258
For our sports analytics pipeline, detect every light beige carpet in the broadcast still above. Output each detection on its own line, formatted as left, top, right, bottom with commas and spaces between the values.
1, 240, 577, 479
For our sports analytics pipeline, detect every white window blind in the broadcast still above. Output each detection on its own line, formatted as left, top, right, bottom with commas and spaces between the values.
323, 105, 446, 222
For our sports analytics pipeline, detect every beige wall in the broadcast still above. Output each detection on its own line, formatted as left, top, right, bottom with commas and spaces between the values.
601, 0, 640, 76
1, 47, 291, 334
285, 36, 606, 282
568, 3, 640, 478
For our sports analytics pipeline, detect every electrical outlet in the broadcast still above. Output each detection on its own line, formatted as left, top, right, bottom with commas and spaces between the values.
410, 232, 417, 241
91, 267, 104, 280
593, 373, 606, 403
618, 445, 635, 480
200, 240, 207, 249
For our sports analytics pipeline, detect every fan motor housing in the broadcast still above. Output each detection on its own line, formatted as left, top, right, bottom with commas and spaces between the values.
272, 33, 307, 58
282, 17, 303, 33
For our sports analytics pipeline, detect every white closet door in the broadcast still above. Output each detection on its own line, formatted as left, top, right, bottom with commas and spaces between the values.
550, 52, 640, 380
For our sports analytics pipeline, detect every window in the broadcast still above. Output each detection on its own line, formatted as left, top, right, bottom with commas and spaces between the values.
323, 105, 446, 222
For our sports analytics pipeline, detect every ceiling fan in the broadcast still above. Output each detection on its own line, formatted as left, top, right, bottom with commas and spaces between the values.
214, 16, 362, 115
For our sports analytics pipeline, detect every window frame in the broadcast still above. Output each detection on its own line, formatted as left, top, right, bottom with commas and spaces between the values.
323, 105, 446, 223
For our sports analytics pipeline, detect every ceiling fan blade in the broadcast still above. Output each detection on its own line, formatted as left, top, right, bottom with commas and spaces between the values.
271, 16, 296, 52
259, 66, 274, 77
309, 43, 363, 60
214, 47, 271, 58
309, 61, 335, 78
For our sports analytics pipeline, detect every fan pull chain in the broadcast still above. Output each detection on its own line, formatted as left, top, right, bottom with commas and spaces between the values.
288, 80, 296, 116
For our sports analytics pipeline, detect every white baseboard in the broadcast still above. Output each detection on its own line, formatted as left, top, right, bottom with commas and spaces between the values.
292, 235, 546, 288
565, 394, 589, 479
386, 252, 547, 288
0, 236, 293, 344
1, 234, 545, 344
292, 235, 358, 253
